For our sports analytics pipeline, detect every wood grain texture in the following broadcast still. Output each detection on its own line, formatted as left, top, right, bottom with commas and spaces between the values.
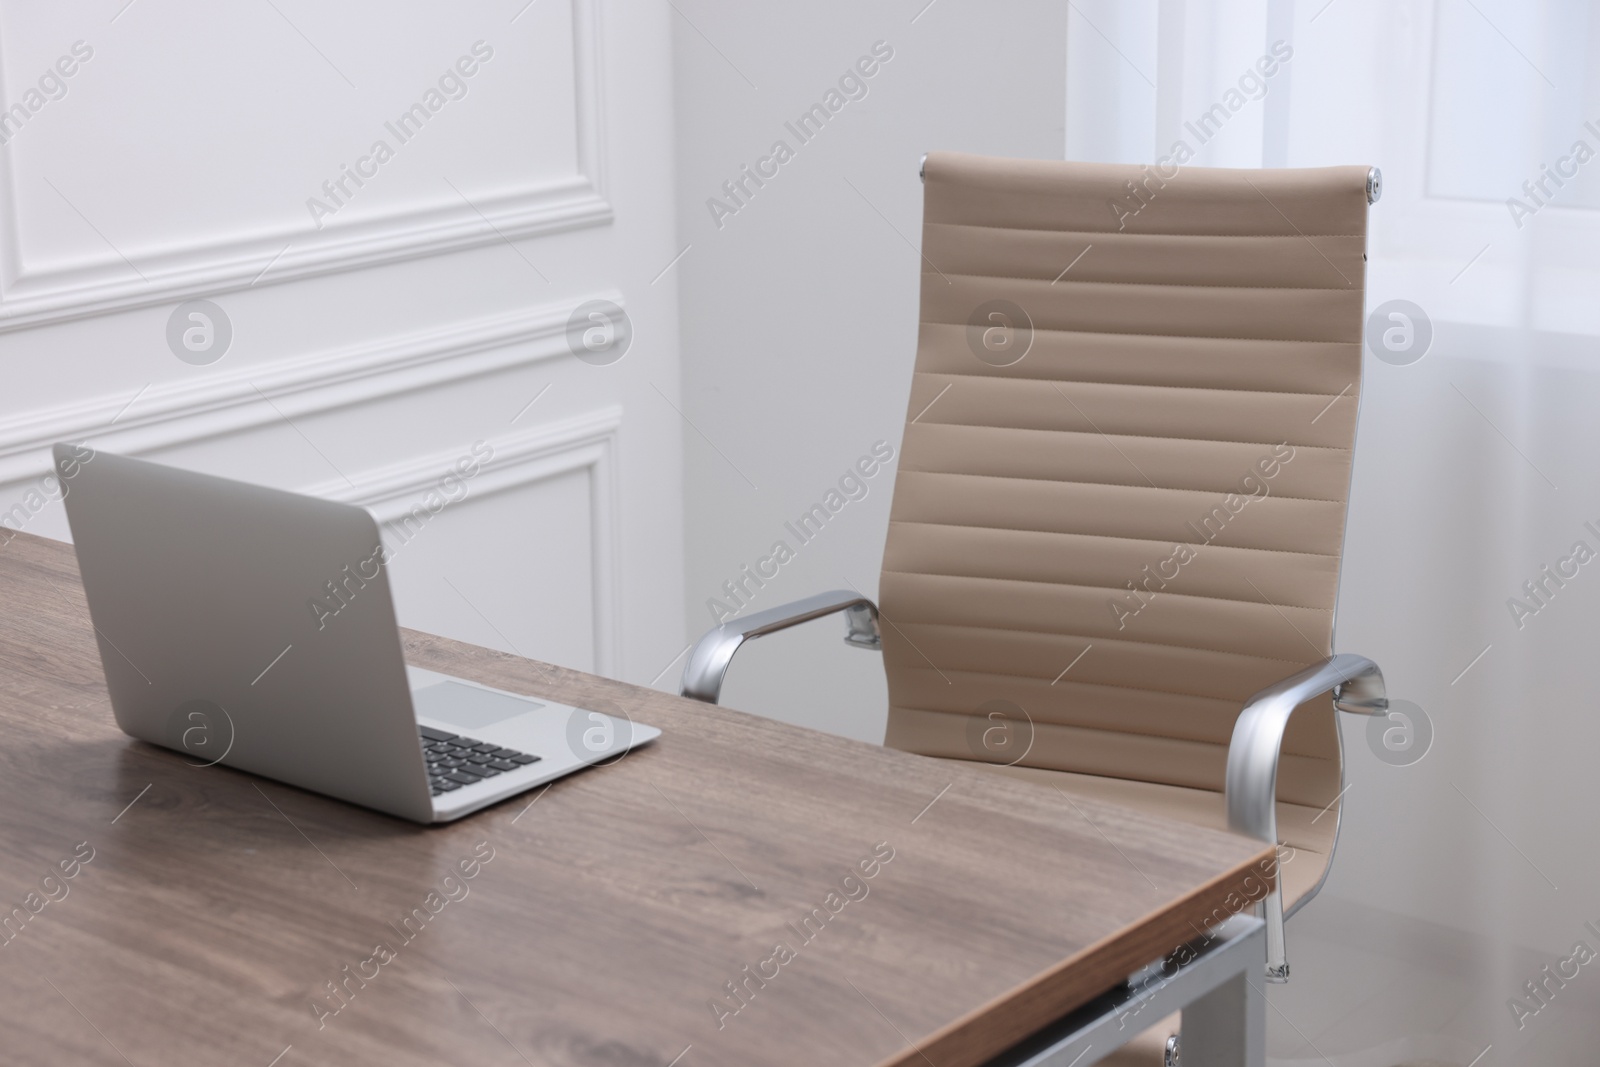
0, 531, 1273, 1067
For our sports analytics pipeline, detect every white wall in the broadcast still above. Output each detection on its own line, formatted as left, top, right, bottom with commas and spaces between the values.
672, 0, 1067, 741
0, 0, 686, 687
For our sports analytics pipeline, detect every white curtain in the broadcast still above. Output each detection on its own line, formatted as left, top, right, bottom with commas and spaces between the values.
1069, 2, 1600, 1062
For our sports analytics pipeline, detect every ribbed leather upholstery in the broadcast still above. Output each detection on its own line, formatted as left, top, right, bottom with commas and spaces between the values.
881, 153, 1370, 907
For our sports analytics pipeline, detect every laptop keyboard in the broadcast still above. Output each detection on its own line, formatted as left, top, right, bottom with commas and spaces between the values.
420, 725, 541, 797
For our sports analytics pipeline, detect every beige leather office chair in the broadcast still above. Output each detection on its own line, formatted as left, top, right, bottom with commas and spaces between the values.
683, 152, 1387, 1061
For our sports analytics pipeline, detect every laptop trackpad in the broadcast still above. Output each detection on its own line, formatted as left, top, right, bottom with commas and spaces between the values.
412, 681, 545, 731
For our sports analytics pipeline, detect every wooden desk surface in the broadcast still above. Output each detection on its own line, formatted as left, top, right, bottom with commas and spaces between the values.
0, 531, 1272, 1067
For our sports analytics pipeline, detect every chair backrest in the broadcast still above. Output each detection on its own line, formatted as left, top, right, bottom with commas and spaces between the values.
880, 153, 1371, 812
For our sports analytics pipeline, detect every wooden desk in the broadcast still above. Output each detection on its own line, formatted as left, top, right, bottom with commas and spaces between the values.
0, 531, 1272, 1067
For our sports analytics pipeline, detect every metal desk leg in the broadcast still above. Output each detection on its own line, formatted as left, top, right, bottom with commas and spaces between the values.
983, 915, 1266, 1067
1177, 948, 1265, 1067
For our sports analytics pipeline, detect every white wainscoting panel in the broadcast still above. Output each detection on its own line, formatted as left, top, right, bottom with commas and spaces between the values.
0, 295, 618, 486
0, 0, 684, 700
0, 0, 609, 330
308, 407, 622, 676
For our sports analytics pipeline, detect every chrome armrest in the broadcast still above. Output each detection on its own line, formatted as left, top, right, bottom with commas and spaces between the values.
679, 589, 881, 704
1224, 653, 1387, 982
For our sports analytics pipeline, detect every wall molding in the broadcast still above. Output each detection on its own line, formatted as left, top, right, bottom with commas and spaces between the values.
0, 292, 622, 485
0, 0, 610, 332
307, 406, 624, 677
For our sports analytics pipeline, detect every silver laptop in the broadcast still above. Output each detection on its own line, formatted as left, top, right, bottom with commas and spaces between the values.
55, 443, 658, 823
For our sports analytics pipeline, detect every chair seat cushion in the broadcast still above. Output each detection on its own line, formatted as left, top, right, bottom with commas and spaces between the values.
935, 758, 1337, 910
1097, 1019, 1178, 1066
